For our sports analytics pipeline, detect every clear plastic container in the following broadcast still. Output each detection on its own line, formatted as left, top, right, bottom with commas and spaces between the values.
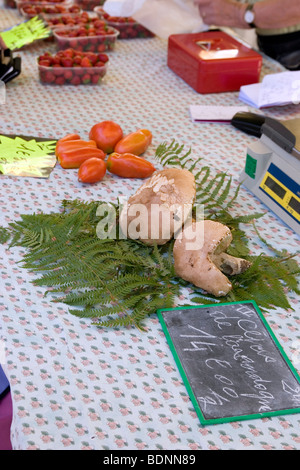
18, 1, 81, 17
94, 6, 154, 39
38, 58, 108, 85
53, 25, 119, 52
74, 0, 105, 12
3, 0, 17, 8
42, 11, 104, 29
38, 62, 107, 85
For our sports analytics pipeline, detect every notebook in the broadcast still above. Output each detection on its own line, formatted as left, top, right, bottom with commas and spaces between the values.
239, 70, 300, 108
189, 105, 248, 122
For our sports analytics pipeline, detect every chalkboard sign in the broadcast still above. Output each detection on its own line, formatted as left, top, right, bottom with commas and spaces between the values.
157, 301, 300, 425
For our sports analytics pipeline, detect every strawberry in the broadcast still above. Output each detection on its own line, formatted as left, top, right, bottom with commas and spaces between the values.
82, 73, 91, 84
70, 75, 81, 85
74, 67, 84, 76
63, 48, 75, 58
44, 71, 55, 83
85, 52, 98, 65
97, 53, 109, 63
56, 50, 67, 58
64, 70, 73, 80
73, 55, 83, 65
52, 57, 61, 65
39, 52, 51, 60
39, 59, 51, 67
55, 76, 66, 85
61, 57, 73, 67
80, 56, 92, 67
91, 73, 100, 84
93, 19, 106, 29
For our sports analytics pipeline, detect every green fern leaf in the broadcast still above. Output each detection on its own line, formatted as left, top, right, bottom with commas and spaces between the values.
0, 141, 298, 329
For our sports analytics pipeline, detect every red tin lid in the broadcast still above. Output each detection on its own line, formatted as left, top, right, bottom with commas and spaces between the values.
169, 31, 260, 62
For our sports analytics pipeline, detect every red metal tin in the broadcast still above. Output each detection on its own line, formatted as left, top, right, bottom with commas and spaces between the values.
167, 31, 262, 94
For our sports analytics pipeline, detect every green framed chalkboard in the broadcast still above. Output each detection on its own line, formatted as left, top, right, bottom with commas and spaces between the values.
157, 301, 300, 425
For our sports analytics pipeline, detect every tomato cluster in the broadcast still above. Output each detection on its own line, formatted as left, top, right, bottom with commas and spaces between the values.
56, 121, 155, 183
54, 25, 118, 52
38, 49, 109, 85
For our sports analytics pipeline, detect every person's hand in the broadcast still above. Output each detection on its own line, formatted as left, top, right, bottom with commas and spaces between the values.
194, 0, 246, 27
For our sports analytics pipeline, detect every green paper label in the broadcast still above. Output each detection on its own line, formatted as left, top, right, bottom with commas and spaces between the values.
0, 16, 51, 50
0, 135, 56, 178
245, 154, 257, 179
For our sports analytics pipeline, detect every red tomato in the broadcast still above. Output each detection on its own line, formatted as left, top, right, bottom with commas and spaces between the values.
106, 152, 156, 178
78, 157, 107, 183
89, 120, 123, 153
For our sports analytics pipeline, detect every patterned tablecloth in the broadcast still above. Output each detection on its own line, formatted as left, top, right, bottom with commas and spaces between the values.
0, 2, 300, 451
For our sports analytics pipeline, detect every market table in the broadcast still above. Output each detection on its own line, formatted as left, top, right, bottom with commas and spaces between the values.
0, 1, 300, 451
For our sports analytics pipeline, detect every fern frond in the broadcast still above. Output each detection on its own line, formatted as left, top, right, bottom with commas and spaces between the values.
0, 227, 10, 244
0, 141, 299, 329
155, 141, 243, 218
155, 140, 195, 168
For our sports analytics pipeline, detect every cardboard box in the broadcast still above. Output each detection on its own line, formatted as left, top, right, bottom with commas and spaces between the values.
167, 31, 262, 94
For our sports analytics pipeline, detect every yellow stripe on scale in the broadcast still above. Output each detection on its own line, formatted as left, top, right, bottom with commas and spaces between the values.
260, 171, 300, 222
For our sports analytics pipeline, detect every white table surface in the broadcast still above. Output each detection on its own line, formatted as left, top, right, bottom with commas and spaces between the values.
0, 1, 300, 450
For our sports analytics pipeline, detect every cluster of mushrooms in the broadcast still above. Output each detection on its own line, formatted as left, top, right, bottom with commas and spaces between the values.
119, 168, 251, 297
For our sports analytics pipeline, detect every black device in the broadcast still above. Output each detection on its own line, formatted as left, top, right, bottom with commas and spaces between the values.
0, 48, 21, 84
231, 111, 279, 137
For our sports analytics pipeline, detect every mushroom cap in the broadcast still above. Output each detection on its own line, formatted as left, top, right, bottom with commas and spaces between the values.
119, 168, 196, 245
173, 219, 233, 297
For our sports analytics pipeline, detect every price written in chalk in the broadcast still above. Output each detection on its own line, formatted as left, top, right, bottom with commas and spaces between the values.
158, 302, 300, 425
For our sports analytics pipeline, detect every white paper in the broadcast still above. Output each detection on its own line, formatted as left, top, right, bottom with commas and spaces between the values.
239, 71, 300, 108
189, 105, 249, 122
103, 0, 145, 17
239, 83, 261, 108
0, 81, 5, 104
103, 0, 206, 38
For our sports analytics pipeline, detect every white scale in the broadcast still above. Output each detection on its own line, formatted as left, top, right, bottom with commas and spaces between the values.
240, 119, 300, 236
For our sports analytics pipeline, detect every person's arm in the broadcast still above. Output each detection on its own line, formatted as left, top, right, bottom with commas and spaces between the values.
194, 0, 300, 29
254, 0, 300, 29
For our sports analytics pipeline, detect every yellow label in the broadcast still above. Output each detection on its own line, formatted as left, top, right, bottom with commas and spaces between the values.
260, 172, 300, 222
0, 16, 50, 50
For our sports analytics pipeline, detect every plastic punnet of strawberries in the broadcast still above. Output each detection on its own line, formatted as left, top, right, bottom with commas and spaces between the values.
21, 3, 81, 16
45, 12, 106, 29
94, 6, 154, 39
53, 24, 119, 52
38, 48, 109, 85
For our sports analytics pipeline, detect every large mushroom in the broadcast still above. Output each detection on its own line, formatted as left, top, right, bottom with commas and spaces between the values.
119, 168, 196, 245
173, 219, 251, 297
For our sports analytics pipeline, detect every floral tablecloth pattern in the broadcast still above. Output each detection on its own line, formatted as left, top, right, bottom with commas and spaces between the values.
0, 2, 300, 450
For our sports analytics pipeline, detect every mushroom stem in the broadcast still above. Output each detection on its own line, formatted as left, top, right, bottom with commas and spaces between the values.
211, 253, 252, 275
173, 220, 251, 297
